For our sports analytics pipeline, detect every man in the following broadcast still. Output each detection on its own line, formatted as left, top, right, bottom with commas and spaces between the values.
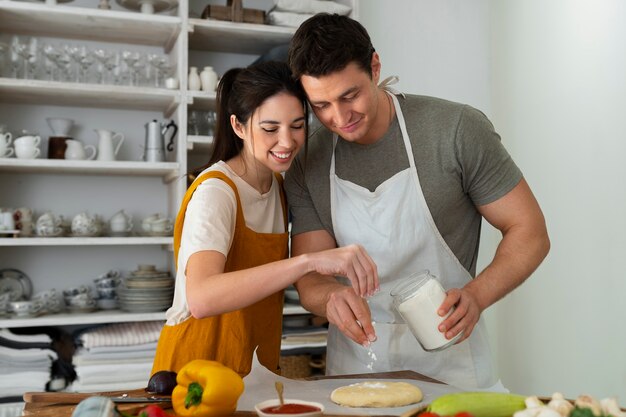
284, 13, 550, 389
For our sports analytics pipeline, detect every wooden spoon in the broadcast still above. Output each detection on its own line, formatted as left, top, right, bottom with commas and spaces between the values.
275, 381, 285, 407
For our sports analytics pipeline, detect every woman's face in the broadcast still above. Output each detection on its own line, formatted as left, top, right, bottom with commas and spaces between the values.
233, 92, 306, 174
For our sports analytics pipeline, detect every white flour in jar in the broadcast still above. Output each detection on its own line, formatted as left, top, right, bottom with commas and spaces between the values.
396, 278, 457, 351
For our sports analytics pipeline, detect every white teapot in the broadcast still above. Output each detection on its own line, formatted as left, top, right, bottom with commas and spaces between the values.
71, 212, 102, 237
109, 209, 133, 235
35, 212, 64, 237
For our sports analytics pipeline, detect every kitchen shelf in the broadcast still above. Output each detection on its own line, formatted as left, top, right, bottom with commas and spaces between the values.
0, 305, 308, 328
0, 310, 165, 329
0, 236, 172, 247
188, 18, 295, 54
187, 135, 214, 151
0, 78, 181, 114
0, 158, 180, 178
187, 90, 216, 111
0, 1, 181, 50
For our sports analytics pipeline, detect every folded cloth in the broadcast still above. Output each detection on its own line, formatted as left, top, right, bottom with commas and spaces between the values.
78, 321, 163, 349
0, 371, 49, 397
80, 341, 157, 355
0, 402, 25, 417
274, 0, 351, 15
67, 380, 149, 393
0, 345, 57, 362
0, 328, 51, 345
76, 362, 153, 385
73, 347, 156, 366
268, 11, 315, 27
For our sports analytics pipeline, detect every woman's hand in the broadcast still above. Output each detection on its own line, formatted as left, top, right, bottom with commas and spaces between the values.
306, 244, 379, 298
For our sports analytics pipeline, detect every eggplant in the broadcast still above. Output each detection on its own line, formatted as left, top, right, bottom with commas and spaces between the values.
146, 370, 177, 395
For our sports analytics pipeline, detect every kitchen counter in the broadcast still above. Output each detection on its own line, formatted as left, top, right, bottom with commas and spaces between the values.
22, 371, 443, 417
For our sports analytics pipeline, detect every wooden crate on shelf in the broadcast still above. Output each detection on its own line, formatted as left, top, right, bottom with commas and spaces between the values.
201, 0, 265, 24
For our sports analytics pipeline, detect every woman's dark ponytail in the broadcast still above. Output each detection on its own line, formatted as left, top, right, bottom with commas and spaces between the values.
208, 67, 244, 166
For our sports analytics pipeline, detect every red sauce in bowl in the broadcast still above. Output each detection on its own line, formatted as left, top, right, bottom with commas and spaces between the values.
261, 404, 321, 414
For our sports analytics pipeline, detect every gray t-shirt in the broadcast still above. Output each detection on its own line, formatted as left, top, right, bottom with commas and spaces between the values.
285, 94, 522, 276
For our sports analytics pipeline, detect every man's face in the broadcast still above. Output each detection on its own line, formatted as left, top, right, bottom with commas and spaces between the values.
300, 55, 387, 145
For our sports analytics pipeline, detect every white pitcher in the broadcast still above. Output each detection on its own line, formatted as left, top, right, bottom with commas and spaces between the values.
65, 139, 96, 160
95, 129, 124, 161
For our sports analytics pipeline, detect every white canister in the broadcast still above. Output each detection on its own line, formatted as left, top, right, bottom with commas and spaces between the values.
390, 270, 464, 351
200, 66, 218, 92
188, 66, 201, 91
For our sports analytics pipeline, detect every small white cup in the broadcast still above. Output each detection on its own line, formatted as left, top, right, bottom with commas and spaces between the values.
1, 212, 15, 231
149, 218, 173, 233
15, 145, 40, 159
0, 132, 13, 158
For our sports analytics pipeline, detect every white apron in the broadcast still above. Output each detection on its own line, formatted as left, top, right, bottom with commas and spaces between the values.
325, 92, 497, 389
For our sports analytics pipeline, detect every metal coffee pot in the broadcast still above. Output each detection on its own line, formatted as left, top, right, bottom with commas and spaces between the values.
143, 119, 178, 162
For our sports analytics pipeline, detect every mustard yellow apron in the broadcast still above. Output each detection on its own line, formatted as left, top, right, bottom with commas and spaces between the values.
151, 170, 288, 377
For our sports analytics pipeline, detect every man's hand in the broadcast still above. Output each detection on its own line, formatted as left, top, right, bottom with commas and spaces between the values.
436, 287, 482, 343
325, 285, 377, 346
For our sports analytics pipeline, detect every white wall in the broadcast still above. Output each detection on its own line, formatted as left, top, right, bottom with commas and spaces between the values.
488, 0, 626, 399
358, 0, 626, 399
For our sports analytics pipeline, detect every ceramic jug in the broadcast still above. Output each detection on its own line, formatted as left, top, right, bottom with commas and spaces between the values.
188, 66, 201, 91
200, 66, 218, 92
95, 129, 125, 161
65, 139, 96, 160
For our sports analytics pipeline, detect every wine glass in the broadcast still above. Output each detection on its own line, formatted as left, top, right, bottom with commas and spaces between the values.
10, 36, 25, 78
121, 50, 141, 86
93, 48, 113, 84
42, 44, 61, 81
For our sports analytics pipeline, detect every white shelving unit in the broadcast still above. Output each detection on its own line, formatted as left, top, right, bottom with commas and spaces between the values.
0, 0, 324, 332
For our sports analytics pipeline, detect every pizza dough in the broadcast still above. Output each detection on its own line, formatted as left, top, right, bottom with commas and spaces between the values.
330, 381, 424, 408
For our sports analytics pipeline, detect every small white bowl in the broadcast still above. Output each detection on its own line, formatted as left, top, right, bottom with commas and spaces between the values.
254, 399, 324, 417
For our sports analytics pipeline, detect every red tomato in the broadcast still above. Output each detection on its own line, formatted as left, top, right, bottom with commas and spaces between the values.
420, 412, 441, 417
138, 405, 170, 417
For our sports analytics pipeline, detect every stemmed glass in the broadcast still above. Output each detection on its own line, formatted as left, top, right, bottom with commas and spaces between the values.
42, 44, 61, 81
10, 37, 25, 78
77, 46, 94, 83
93, 48, 114, 84
147, 54, 170, 88
65, 45, 82, 82
0, 42, 8, 77
121, 51, 141, 86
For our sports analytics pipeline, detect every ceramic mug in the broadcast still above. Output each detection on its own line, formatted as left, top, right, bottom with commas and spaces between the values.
14, 135, 41, 159
0, 132, 13, 158
148, 218, 173, 234
0, 212, 15, 231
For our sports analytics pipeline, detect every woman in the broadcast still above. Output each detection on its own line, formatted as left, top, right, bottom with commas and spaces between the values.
151, 61, 378, 377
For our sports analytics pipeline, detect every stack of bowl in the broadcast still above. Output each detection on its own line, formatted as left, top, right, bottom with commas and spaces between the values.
94, 271, 121, 310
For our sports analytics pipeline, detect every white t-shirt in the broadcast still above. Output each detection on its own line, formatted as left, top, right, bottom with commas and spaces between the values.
165, 161, 285, 325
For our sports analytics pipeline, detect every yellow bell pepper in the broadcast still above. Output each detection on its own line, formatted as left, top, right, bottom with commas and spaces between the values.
172, 359, 244, 417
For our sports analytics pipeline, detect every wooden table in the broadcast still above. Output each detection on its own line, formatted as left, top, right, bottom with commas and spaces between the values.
22, 371, 441, 417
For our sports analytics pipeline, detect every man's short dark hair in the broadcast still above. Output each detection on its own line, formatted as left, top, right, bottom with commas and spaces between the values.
288, 13, 375, 79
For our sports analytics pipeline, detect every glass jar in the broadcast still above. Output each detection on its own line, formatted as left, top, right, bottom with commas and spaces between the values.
390, 270, 463, 351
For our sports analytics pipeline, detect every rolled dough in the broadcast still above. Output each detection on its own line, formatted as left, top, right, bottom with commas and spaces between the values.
330, 381, 424, 408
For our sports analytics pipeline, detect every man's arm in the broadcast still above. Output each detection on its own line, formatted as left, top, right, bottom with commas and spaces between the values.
438, 178, 550, 341
292, 229, 378, 346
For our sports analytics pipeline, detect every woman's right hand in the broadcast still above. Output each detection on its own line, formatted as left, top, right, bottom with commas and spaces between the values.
306, 244, 379, 298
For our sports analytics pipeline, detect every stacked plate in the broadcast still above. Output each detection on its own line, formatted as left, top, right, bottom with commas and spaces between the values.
117, 266, 174, 313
